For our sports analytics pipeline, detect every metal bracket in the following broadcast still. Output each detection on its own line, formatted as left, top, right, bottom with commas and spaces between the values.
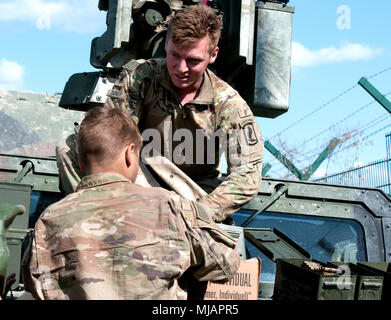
90, 76, 116, 104
358, 77, 391, 114
240, 183, 288, 227
13, 161, 33, 184
244, 227, 311, 261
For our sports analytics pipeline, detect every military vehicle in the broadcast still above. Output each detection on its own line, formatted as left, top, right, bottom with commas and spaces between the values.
1, 0, 391, 301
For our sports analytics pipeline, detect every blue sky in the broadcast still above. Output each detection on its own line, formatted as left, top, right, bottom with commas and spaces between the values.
260, 0, 391, 178
0, 0, 390, 179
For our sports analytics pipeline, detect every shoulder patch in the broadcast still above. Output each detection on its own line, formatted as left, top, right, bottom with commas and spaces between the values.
238, 108, 253, 119
242, 122, 259, 146
122, 59, 145, 73
107, 89, 123, 98
194, 203, 212, 222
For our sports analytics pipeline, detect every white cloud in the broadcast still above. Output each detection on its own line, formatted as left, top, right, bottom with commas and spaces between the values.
292, 42, 383, 68
0, 0, 104, 34
0, 59, 24, 90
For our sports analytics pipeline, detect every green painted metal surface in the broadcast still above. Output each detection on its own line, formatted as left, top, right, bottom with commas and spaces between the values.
315, 157, 391, 197
0, 182, 32, 292
0, 204, 26, 296
357, 262, 391, 300
262, 163, 272, 176
274, 258, 357, 300
0, 154, 59, 192
329, 262, 383, 300
245, 228, 311, 261
302, 138, 340, 180
358, 77, 391, 114
264, 138, 340, 180
264, 140, 303, 179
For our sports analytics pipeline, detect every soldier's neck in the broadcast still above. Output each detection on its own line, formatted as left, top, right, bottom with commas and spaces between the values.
179, 93, 195, 106
87, 161, 128, 180
177, 87, 201, 106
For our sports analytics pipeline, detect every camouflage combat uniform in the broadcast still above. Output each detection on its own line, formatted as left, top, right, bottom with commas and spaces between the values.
22, 172, 240, 300
56, 59, 264, 222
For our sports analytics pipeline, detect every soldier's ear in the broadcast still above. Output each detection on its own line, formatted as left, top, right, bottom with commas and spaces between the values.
209, 46, 219, 64
125, 143, 136, 168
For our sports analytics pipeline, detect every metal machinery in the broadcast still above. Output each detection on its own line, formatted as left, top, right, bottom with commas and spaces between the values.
59, 0, 293, 118
1, 0, 391, 300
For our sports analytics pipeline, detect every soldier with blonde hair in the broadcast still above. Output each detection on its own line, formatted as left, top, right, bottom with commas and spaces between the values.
23, 107, 240, 300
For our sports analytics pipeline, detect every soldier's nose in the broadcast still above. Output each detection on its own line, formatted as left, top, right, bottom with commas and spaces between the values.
176, 59, 189, 73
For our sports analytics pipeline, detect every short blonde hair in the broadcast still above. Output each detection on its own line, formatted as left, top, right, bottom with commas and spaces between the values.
78, 107, 142, 169
167, 5, 223, 54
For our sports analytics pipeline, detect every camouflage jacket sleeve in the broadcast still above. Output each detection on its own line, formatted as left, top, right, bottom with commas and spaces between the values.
198, 93, 264, 222
171, 194, 240, 282
103, 59, 157, 125
20, 231, 45, 300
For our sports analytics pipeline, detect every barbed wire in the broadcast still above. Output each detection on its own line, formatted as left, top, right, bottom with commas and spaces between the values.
359, 113, 390, 132
339, 122, 391, 153
292, 96, 387, 150
299, 107, 391, 158
263, 66, 391, 177
268, 84, 358, 140
264, 112, 391, 169
265, 89, 391, 166
367, 65, 391, 80
267, 65, 391, 140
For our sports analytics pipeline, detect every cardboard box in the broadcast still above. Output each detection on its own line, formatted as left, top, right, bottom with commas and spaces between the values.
189, 258, 262, 300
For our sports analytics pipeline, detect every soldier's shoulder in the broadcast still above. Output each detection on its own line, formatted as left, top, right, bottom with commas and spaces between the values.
130, 184, 179, 203
122, 58, 166, 74
207, 69, 246, 106
134, 186, 198, 214
38, 190, 83, 220
207, 69, 236, 93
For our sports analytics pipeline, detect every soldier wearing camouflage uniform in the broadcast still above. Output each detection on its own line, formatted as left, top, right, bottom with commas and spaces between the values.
22, 107, 240, 300
56, 4, 263, 222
